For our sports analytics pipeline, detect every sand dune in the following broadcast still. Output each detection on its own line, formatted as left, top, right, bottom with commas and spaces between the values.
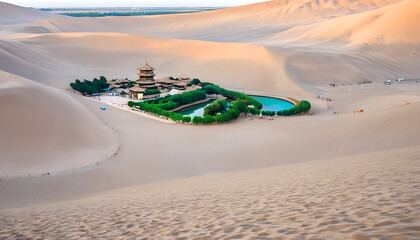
1, 146, 419, 239
0, 1, 419, 239
3, 0, 402, 42
0, 32, 305, 95
264, 0, 420, 44
0, 71, 117, 177
0, 90, 419, 208
0, 2, 63, 25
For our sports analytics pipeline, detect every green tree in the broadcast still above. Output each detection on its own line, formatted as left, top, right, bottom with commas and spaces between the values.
203, 115, 216, 124
144, 89, 161, 95
231, 100, 248, 113
182, 116, 191, 123
192, 116, 203, 124
187, 78, 202, 87
128, 101, 135, 107
99, 76, 107, 82
204, 99, 228, 116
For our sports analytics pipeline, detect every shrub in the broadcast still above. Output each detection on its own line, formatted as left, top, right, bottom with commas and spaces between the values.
69, 77, 109, 94
187, 78, 201, 87
163, 89, 206, 106
128, 101, 135, 107
203, 84, 262, 109
231, 100, 248, 113
204, 99, 228, 116
249, 108, 260, 115
277, 100, 311, 116
192, 116, 204, 124
203, 115, 216, 124
201, 82, 214, 87
144, 89, 161, 95
215, 108, 240, 123
261, 111, 275, 116
169, 112, 183, 122
203, 85, 222, 95
182, 116, 191, 123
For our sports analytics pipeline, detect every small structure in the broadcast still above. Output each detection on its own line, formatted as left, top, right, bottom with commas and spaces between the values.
129, 86, 145, 100
108, 79, 130, 90
155, 77, 191, 91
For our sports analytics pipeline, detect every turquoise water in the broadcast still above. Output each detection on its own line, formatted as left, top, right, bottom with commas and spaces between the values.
176, 99, 216, 117
251, 96, 294, 112
175, 96, 294, 117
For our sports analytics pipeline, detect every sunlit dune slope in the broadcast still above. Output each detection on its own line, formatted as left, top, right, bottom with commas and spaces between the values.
264, 0, 420, 44
0, 71, 117, 177
0, 32, 305, 94
6, 0, 403, 42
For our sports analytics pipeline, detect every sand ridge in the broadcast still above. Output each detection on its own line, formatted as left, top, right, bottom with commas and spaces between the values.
1, 147, 419, 239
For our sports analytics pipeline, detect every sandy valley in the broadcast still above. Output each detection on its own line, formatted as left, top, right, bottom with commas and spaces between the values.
0, 0, 419, 239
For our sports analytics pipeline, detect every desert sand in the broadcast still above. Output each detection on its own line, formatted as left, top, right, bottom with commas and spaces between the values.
0, 0, 419, 239
1, 147, 419, 239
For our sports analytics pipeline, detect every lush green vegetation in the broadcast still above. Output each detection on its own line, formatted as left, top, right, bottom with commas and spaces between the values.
215, 108, 240, 123
70, 76, 109, 94
248, 107, 261, 115
182, 116, 191, 123
203, 115, 216, 124
127, 84, 262, 124
166, 89, 207, 105
193, 116, 204, 124
187, 78, 202, 87
126, 81, 310, 124
277, 100, 311, 116
202, 84, 263, 109
144, 89, 161, 95
127, 89, 207, 122
261, 111, 276, 116
204, 99, 228, 116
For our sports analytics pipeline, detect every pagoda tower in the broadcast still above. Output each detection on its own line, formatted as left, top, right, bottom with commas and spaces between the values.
136, 62, 157, 89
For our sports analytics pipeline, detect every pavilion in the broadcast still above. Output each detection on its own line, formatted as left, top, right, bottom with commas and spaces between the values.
129, 62, 158, 100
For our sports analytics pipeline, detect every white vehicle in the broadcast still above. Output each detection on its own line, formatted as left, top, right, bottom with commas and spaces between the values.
396, 77, 407, 82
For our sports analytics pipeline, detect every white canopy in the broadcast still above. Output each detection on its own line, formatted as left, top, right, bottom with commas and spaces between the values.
169, 89, 183, 95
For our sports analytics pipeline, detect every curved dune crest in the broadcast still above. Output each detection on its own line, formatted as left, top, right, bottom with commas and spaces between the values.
268, 0, 420, 44
0, 2, 64, 25
9, 0, 403, 42
0, 71, 117, 177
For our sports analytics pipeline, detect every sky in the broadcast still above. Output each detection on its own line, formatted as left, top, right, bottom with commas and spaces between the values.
2, 0, 269, 8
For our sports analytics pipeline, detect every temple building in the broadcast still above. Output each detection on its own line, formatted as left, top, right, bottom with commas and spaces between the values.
129, 62, 158, 100
128, 63, 200, 100
137, 62, 157, 90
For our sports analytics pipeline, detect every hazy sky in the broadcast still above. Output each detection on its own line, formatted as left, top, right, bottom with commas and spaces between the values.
3, 0, 269, 8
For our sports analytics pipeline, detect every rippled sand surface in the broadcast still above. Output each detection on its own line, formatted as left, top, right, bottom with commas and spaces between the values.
1, 148, 419, 240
